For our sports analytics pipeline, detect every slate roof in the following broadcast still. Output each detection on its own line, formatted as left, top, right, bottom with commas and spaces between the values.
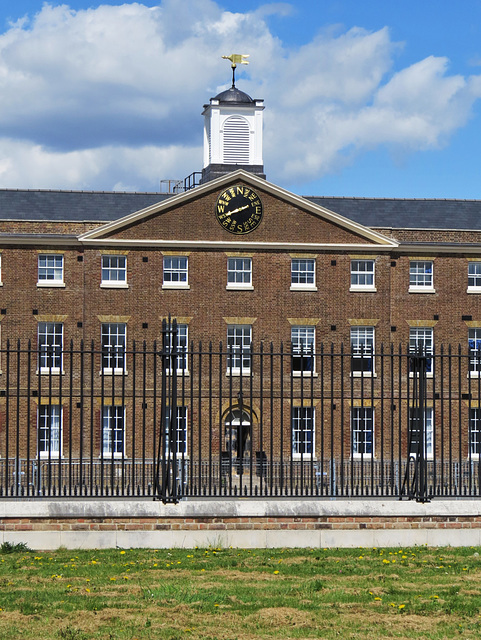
305, 196, 481, 230
0, 189, 171, 222
1, 188, 481, 231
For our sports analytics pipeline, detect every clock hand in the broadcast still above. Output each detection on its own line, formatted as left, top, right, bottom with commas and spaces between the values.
229, 205, 249, 215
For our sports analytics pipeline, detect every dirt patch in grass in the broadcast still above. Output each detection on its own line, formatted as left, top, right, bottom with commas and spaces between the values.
251, 606, 315, 627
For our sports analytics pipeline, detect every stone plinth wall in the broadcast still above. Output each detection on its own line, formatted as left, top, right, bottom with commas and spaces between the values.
1, 499, 481, 549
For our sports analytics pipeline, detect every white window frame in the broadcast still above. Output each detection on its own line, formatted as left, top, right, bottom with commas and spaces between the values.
101, 405, 125, 458
351, 407, 374, 458
38, 404, 62, 459
101, 323, 126, 374
350, 259, 376, 291
164, 323, 189, 374
469, 329, 481, 376
37, 254, 65, 287
291, 326, 315, 375
226, 257, 253, 290
290, 258, 317, 291
162, 256, 189, 289
408, 407, 433, 459
227, 324, 252, 375
101, 255, 127, 288
409, 327, 433, 375
468, 262, 481, 292
292, 406, 315, 458
409, 260, 434, 293
470, 408, 481, 458
38, 322, 63, 374
164, 406, 188, 456
350, 326, 375, 376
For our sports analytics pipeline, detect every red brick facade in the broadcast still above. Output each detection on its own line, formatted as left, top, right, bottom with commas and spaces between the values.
0, 170, 480, 497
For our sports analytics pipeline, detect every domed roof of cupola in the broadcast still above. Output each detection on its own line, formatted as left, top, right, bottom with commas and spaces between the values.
214, 86, 254, 104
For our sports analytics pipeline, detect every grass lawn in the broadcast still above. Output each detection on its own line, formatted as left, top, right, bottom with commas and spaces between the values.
1, 543, 481, 639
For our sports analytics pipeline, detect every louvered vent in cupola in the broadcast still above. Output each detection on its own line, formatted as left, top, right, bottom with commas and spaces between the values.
223, 116, 249, 164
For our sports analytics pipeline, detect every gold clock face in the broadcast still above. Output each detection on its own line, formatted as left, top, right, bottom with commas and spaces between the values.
215, 185, 263, 235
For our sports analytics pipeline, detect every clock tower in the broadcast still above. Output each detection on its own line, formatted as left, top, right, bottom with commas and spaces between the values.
200, 80, 265, 184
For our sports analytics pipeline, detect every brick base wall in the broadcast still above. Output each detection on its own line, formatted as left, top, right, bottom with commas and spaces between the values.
1, 500, 481, 548
2, 514, 481, 533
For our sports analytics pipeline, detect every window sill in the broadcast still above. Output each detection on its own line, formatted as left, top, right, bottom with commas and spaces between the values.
408, 287, 435, 294
38, 454, 61, 460
38, 368, 64, 375
99, 455, 127, 460
467, 287, 481, 294
292, 371, 318, 378
159, 454, 189, 460
100, 369, 128, 376
409, 372, 433, 378
351, 371, 377, 378
408, 454, 434, 461
162, 283, 190, 290
290, 285, 317, 292
350, 286, 377, 293
100, 283, 129, 289
352, 455, 376, 460
37, 281, 65, 288
226, 284, 254, 291
226, 370, 252, 377
165, 370, 190, 376
292, 455, 317, 461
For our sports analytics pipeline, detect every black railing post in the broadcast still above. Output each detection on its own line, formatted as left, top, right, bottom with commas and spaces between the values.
402, 348, 431, 502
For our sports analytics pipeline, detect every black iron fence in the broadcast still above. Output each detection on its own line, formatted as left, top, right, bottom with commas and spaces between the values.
1, 332, 481, 501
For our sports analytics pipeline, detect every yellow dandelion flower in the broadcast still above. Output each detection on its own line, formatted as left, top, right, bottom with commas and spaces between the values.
399, 604, 405, 609
120, 550, 126, 555
374, 597, 382, 601
273, 570, 279, 575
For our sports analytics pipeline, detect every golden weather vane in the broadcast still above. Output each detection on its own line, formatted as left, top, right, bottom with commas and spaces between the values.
222, 53, 250, 87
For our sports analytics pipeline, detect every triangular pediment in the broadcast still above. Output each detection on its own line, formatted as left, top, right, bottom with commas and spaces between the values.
78, 170, 398, 250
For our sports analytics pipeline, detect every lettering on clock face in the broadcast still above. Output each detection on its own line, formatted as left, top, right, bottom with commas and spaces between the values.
215, 185, 263, 235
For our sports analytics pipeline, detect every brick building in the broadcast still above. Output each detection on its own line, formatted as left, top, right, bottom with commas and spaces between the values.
1, 81, 481, 499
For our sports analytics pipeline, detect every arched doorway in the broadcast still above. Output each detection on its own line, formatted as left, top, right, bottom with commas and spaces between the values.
224, 408, 251, 461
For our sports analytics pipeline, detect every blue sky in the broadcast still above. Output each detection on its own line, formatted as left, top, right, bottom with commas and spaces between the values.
1, 0, 481, 198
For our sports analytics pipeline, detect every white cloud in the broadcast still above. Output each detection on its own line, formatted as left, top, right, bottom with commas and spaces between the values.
0, 138, 200, 190
0, 1, 479, 190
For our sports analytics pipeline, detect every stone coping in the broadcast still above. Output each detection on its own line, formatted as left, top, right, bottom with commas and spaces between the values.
1, 498, 480, 519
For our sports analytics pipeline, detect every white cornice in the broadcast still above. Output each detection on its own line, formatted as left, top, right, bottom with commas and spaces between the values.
0, 235, 80, 246
397, 243, 481, 254
79, 238, 397, 251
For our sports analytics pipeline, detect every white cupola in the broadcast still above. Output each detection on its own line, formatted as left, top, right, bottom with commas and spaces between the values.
201, 84, 265, 184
